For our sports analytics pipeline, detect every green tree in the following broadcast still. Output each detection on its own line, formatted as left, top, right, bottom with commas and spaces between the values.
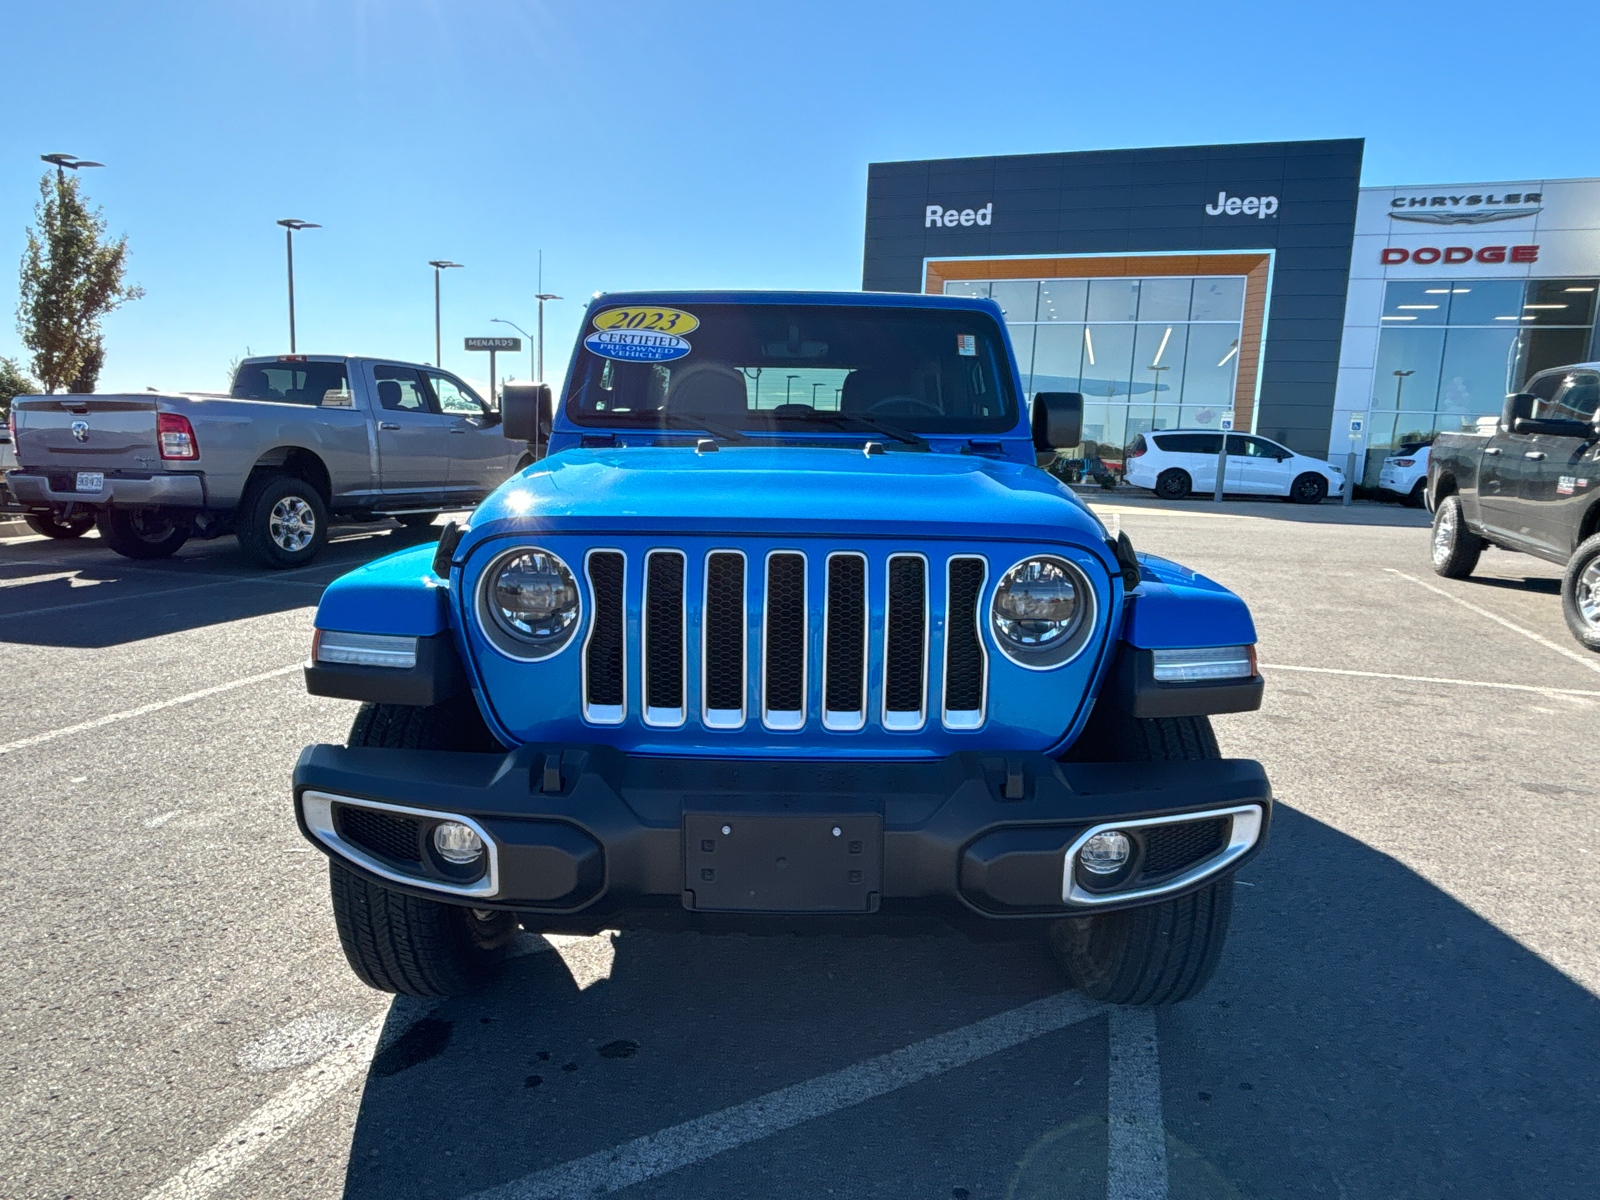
1, 355, 39, 419
16, 171, 143, 393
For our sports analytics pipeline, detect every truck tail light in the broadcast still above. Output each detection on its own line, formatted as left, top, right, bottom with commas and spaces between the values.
158, 413, 199, 460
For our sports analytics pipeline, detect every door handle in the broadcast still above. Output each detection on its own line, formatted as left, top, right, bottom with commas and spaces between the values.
1483, 447, 1501, 455
379, 422, 401, 430
449, 427, 466, 434
1524, 451, 1546, 460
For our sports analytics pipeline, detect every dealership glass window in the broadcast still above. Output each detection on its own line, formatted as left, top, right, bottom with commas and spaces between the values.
944, 272, 1246, 465
1362, 276, 1600, 484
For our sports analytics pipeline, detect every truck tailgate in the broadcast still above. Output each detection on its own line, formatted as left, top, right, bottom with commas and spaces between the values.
12, 397, 161, 472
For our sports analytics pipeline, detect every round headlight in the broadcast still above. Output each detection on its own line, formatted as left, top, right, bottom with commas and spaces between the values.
482, 548, 580, 658
990, 555, 1093, 668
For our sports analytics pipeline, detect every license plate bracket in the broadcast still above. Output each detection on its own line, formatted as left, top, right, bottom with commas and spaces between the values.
683, 813, 882, 912
75, 471, 104, 493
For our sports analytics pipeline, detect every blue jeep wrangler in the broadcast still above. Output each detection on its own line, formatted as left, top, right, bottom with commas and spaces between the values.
295, 292, 1270, 1006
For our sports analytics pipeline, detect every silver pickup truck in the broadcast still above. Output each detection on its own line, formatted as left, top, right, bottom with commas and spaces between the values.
6, 354, 535, 567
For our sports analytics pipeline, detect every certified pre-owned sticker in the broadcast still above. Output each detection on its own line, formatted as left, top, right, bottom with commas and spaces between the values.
592, 306, 700, 335
583, 328, 693, 363
1558, 475, 1577, 495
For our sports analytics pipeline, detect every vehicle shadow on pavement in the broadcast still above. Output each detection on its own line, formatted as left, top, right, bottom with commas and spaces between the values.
0, 524, 439, 648
333, 805, 1600, 1200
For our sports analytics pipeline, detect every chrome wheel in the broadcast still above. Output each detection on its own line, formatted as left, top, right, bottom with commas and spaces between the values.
1578, 558, 1600, 632
1431, 504, 1455, 565
268, 496, 316, 552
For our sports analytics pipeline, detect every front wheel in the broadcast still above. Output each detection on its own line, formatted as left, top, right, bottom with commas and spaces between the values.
96, 507, 191, 559
1560, 533, 1600, 653
1287, 472, 1327, 504
237, 474, 329, 569
1153, 469, 1191, 501
1050, 712, 1237, 1005
26, 511, 96, 539
1430, 494, 1482, 579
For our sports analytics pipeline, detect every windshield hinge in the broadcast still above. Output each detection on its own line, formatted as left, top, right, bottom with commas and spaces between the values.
963, 440, 1005, 458
580, 433, 617, 448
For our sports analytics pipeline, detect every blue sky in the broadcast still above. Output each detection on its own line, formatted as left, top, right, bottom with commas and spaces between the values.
4, 0, 1597, 396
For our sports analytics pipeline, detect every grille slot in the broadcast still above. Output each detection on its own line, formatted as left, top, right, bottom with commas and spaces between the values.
763, 551, 808, 730
583, 550, 626, 724
702, 551, 747, 728
943, 556, 988, 729
823, 552, 868, 731
336, 805, 422, 864
643, 550, 686, 726
883, 554, 928, 730
1141, 818, 1228, 878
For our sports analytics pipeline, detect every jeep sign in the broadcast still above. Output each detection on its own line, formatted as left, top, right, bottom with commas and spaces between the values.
1205, 192, 1279, 219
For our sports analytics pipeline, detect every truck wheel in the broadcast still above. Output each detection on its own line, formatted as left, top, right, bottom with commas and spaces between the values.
1154, 469, 1191, 500
1288, 473, 1327, 504
96, 508, 191, 559
238, 474, 328, 569
1048, 713, 1236, 1005
25, 511, 95, 539
328, 700, 514, 997
1560, 533, 1600, 653
1430, 494, 1482, 579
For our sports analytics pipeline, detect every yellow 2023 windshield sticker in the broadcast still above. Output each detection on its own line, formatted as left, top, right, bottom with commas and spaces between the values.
591, 306, 700, 336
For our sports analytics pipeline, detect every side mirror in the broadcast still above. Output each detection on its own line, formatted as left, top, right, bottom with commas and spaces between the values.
501, 383, 551, 443
1031, 392, 1083, 451
1501, 392, 1536, 431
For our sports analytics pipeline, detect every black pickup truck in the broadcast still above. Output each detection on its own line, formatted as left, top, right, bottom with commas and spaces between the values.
1427, 363, 1600, 651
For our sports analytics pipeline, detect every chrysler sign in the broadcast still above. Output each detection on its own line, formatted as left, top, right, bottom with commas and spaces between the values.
1389, 191, 1543, 226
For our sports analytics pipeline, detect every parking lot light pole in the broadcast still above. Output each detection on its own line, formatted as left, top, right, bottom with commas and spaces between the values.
491, 317, 535, 383
429, 261, 463, 367
276, 219, 320, 353
535, 293, 562, 382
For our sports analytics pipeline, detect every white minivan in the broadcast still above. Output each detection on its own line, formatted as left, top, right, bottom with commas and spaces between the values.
1123, 429, 1345, 503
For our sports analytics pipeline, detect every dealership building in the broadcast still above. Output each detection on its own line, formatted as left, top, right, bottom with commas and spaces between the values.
862, 140, 1600, 484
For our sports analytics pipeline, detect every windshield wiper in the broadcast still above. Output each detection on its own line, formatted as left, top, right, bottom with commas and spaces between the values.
772, 410, 929, 450
648, 411, 756, 445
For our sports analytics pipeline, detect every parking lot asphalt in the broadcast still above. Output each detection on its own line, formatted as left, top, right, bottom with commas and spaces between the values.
3, 497, 1597, 1200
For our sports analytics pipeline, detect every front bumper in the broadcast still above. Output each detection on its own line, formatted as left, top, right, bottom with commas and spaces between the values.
6, 469, 205, 509
293, 743, 1271, 930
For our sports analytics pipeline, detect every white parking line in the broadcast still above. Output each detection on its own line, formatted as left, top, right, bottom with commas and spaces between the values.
0, 664, 303, 756
1106, 1007, 1167, 1200
140, 935, 558, 1200
463, 992, 1108, 1200
1260, 662, 1600, 699
1385, 568, 1600, 676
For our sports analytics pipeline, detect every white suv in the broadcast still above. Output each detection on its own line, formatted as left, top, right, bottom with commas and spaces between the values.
1123, 429, 1345, 504
1377, 441, 1431, 507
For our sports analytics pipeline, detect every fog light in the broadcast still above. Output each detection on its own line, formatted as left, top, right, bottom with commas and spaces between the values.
433, 822, 485, 865
1079, 830, 1131, 875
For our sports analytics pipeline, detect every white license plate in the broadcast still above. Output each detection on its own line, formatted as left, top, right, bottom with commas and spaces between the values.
75, 471, 104, 492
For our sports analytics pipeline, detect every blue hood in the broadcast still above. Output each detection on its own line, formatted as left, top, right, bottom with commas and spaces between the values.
462, 446, 1110, 551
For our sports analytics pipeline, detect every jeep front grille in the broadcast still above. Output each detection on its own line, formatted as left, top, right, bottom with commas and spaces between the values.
579, 547, 992, 734
643, 549, 686, 727
583, 550, 626, 724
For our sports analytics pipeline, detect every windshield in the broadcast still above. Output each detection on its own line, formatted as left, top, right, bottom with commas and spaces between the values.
232, 360, 350, 406
566, 303, 1018, 434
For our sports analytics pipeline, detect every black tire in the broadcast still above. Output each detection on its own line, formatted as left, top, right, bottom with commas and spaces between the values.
1153, 469, 1191, 501
1049, 712, 1236, 1005
1404, 479, 1427, 509
237, 474, 329, 569
1560, 532, 1600, 653
1429, 494, 1482, 579
1287, 472, 1327, 504
329, 700, 513, 997
95, 507, 191, 559
25, 511, 95, 539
